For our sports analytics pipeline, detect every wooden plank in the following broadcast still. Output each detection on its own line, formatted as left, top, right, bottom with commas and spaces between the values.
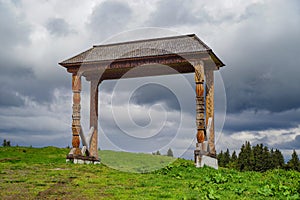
71, 74, 81, 155
205, 70, 216, 155
89, 80, 99, 158
194, 62, 206, 144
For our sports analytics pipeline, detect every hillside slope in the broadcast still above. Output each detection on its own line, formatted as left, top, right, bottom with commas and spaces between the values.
0, 147, 299, 199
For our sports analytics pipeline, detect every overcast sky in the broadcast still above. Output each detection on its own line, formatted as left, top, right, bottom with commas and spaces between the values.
0, 0, 299, 161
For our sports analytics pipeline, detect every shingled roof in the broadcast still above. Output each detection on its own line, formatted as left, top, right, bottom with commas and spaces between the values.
59, 34, 224, 68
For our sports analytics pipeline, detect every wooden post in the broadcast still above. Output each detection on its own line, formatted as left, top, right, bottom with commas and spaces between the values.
194, 62, 206, 145
205, 70, 216, 156
71, 73, 82, 155
89, 80, 99, 158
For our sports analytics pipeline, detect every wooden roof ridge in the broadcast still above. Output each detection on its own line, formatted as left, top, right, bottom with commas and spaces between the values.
59, 33, 224, 68
91, 33, 210, 49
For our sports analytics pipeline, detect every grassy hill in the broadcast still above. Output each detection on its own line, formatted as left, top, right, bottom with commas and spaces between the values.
0, 147, 299, 199
99, 150, 176, 173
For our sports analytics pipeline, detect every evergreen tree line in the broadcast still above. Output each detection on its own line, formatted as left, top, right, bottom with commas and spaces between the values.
2, 139, 11, 147
217, 141, 300, 172
152, 148, 174, 157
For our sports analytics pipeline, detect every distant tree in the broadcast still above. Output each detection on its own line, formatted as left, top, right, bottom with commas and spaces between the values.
216, 142, 288, 171
217, 150, 225, 167
238, 141, 254, 171
167, 148, 174, 157
273, 149, 284, 168
155, 150, 161, 155
223, 148, 231, 166
253, 144, 264, 171
287, 150, 299, 171
262, 145, 272, 171
2, 139, 6, 147
270, 148, 275, 169
220, 141, 287, 171
2, 139, 11, 147
231, 151, 237, 162
227, 150, 238, 169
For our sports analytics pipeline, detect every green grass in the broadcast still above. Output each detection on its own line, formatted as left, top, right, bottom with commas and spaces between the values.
0, 146, 299, 199
99, 150, 176, 173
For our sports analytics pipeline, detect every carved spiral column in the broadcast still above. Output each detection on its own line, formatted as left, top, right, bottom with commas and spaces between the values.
89, 80, 99, 158
205, 70, 216, 156
71, 74, 82, 155
194, 62, 206, 144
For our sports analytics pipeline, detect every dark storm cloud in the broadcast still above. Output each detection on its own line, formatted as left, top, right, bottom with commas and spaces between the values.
88, 1, 133, 40
11, 0, 21, 6
99, 71, 227, 120
0, 58, 68, 106
276, 135, 300, 150
0, 1, 30, 48
147, 0, 201, 26
0, 130, 70, 147
100, 74, 196, 115
244, 132, 300, 151
220, 1, 300, 114
0, 1, 32, 107
46, 18, 75, 37
0, 2, 70, 105
129, 83, 180, 111
0, 64, 34, 78
147, 0, 242, 27
223, 109, 300, 133
0, 86, 24, 107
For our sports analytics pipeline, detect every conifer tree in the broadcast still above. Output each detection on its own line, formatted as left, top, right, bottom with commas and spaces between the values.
2, 139, 6, 147
237, 143, 246, 171
167, 148, 174, 157
273, 149, 284, 168
224, 148, 231, 166
238, 141, 254, 171
217, 150, 225, 167
262, 145, 272, 171
231, 151, 237, 162
287, 150, 299, 171
270, 148, 275, 169
253, 144, 264, 171
2, 139, 10, 147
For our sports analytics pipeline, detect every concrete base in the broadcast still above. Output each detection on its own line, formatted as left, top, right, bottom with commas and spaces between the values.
195, 154, 218, 169
66, 154, 100, 164
194, 142, 218, 169
199, 155, 218, 169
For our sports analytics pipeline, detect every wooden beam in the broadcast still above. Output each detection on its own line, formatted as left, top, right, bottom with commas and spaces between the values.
71, 74, 82, 155
89, 80, 99, 158
205, 70, 216, 156
194, 62, 206, 144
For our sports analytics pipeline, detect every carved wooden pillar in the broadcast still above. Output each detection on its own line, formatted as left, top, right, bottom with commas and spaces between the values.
205, 70, 216, 156
72, 73, 82, 155
195, 62, 206, 145
89, 80, 99, 158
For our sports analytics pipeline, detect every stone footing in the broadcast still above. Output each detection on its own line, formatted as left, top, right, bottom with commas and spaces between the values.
194, 142, 218, 169
66, 154, 100, 164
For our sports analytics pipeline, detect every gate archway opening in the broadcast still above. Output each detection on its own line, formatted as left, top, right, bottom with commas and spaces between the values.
59, 34, 225, 167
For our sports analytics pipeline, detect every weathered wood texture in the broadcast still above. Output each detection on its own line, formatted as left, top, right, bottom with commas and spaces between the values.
194, 62, 206, 143
72, 74, 82, 155
89, 80, 99, 158
205, 70, 216, 155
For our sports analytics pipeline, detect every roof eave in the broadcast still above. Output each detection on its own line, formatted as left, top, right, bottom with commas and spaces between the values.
58, 50, 218, 68
208, 50, 225, 68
